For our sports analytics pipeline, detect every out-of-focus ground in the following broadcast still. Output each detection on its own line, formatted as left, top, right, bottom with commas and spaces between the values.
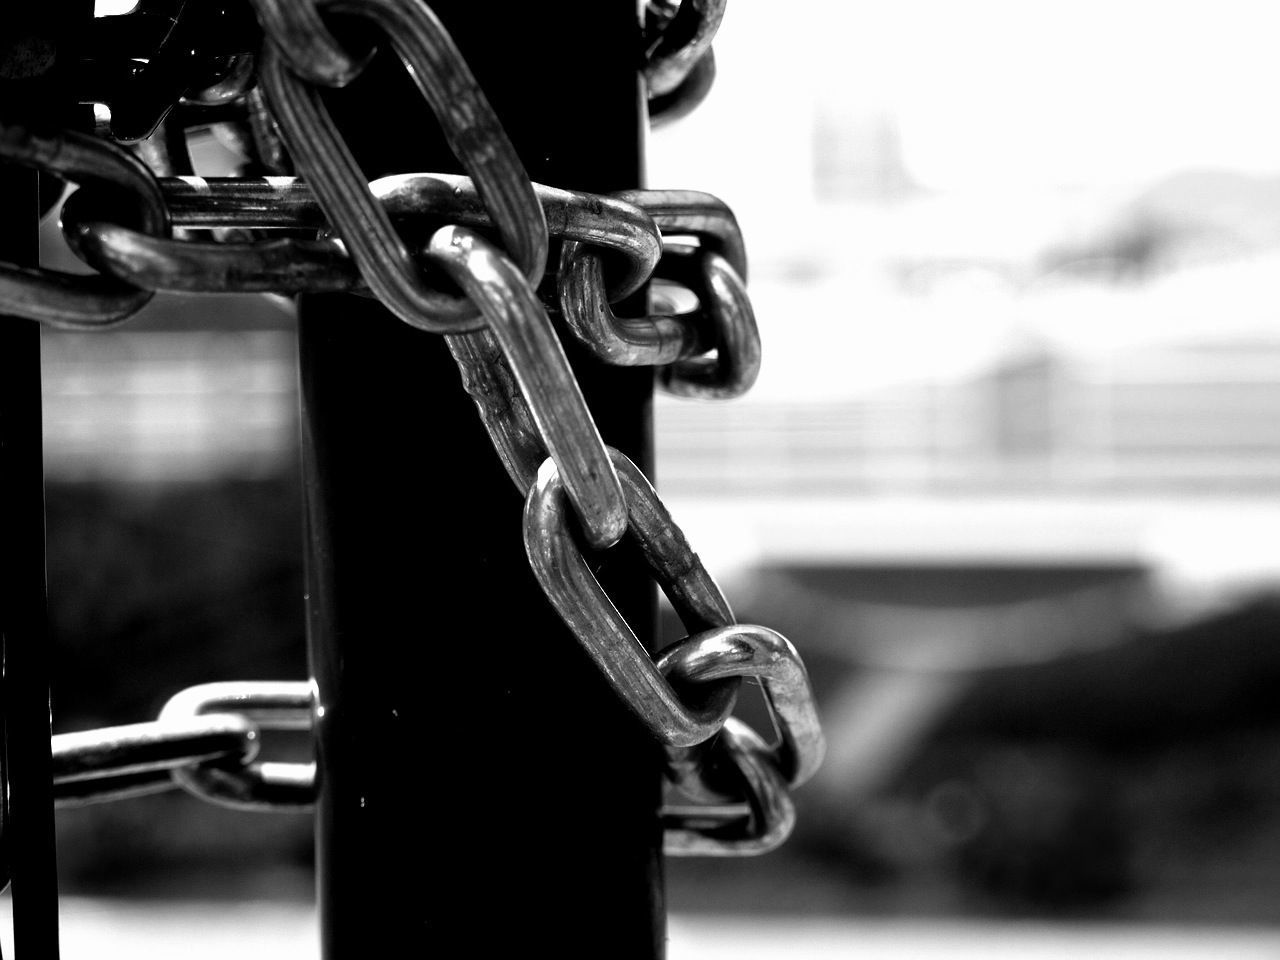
4, 900, 1279, 960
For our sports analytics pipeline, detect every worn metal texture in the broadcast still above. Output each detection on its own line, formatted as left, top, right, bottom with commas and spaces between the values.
430, 226, 626, 549
160, 681, 315, 812
261, 0, 548, 329
661, 717, 797, 856
0, 126, 168, 326
524, 450, 740, 746
659, 623, 826, 800
297, 2, 663, 956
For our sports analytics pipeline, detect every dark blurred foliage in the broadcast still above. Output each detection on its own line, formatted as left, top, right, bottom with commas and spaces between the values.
667, 572, 1280, 921
45, 478, 312, 893
46, 478, 307, 729
45, 480, 1280, 920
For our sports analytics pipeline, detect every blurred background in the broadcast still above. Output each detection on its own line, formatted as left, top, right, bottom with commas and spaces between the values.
23, 0, 1280, 955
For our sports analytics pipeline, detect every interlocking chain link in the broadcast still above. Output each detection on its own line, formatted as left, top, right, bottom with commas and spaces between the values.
52, 713, 258, 807
0, 125, 169, 327
645, 0, 725, 124
258, 0, 549, 329
1, 0, 820, 857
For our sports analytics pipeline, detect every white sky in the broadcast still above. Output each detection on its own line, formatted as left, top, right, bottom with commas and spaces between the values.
652, 0, 1280, 192
645, 1, 1280, 400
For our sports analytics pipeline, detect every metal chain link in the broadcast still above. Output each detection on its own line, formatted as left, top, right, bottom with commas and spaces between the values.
0, 0, 819, 858
257, 0, 549, 329
644, 0, 725, 124
0, 125, 169, 327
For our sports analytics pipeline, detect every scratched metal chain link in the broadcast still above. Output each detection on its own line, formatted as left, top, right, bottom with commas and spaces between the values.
3, 0, 823, 857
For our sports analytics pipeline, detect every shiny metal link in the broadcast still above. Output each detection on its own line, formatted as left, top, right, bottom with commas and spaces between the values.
661, 718, 796, 856
659, 623, 824, 802
52, 714, 259, 808
250, 0, 373, 87
431, 227, 627, 549
260, 0, 547, 331
0, 124, 169, 327
559, 241, 709, 367
84, 174, 659, 301
649, 48, 717, 128
161, 176, 324, 228
560, 240, 759, 398
657, 243, 760, 399
65, 215, 360, 294
619, 189, 747, 278
15, 0, 820, 862
560, 189, 758, 398
644, 0, 726, 100
373, 174, 660, 303
523, 448, 740, 746
447, 326, 545, 492
159, 681, 315, 812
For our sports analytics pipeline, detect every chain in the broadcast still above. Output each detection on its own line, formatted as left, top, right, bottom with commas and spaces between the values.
2, 0, 822, 858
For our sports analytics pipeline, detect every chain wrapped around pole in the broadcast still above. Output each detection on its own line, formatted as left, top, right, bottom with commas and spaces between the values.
0, 0, 823, 952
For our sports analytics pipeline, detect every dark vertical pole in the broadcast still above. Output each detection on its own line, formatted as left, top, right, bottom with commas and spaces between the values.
0, 172, 60, 959
0, 5, 90, 956
300, 3, 662, 958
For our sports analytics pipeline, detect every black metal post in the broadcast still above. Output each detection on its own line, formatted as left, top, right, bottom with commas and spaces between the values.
299, 3, 662, 957
0, 170, 60, 960
0, 5, 90, 956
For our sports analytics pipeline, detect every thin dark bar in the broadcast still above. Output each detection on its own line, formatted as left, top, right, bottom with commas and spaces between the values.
0, 6, 93, 954
298, 2, 662, 956
0, 164, 60, 960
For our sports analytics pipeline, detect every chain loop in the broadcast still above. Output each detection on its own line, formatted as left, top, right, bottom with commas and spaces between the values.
371, 174, 660, 303
0, 124, 169, 327
656, 243, 760, 398
19, 0, 824, 863
65, 214, 359, 294
649, 49, 717, 127
446, 326, 545, 490
644, 0, 726, 100
92, 174, 658, 301
559, 243, 710, 367
159, 682, 315, 812
430, 227, 628, 549
523, 449, 740, 746
661, 718, 796, 856
250, 0, 375, 88
560, 190, 758, 397
659, 623, 824, 802
559, 240, 759, 398
52, 714, 258, 808
617, 189, 747, 278
259, 0, 547, 330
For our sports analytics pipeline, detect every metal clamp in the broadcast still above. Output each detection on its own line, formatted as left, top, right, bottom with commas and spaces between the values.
259, 0, 547, 330
159, 681, 315, 812
0, 124, 169, 327
523, 448, 740, 746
